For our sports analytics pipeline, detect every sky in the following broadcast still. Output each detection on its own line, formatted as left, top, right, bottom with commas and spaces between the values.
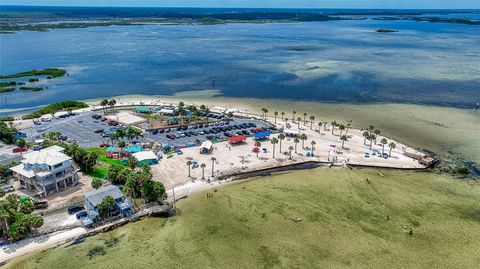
1, 0, 479, 9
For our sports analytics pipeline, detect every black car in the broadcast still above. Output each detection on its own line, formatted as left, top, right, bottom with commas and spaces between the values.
249, 123, 257, 127
151, 129, 159, 135
182, 125, 188, 130
198, 123, 204, 128
68, 205, 85, 214
241, 130, 248, 135
176, 126, 182, 131
204, 123, 210, 127
159, 129, 165, 134
94, 129, 104, 133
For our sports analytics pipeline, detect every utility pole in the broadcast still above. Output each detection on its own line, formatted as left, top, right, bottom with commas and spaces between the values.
172, 186, 176, 209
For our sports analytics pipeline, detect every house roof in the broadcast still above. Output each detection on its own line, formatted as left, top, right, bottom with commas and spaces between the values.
20, 146, 70, 166
228, 135, 246, 143
132, 151, 158, 162
84, 185, 124, 207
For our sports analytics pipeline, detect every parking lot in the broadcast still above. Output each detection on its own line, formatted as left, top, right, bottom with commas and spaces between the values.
145, 117, 274, 147
22, 112, 117, 148
21, 111, 274, 148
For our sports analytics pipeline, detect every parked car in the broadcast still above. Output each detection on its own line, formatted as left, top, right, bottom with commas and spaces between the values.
34, 200, 49, 209
32, 145, 42, 151
13, 147, 28, 153
76, 211, 88, 219
101, 132, 111, 137
94, 129, 104, 133
68, 205, 85, 214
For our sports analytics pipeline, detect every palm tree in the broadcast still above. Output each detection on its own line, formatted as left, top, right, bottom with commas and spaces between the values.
100, 99, 109, 110
200, 163, 206, 180
293, 137, 299, 153
270, 138, 278, 158
274, 111, 278, 123
292, 111, 296, 122
254, 140, 261, 157
369, 134, 376, 150
186, 161, 192, 177
211, 157, 216, 177
109, 132, 118, 146
108, 99, 117, 112
118, 140, 126, 156
288, 146, 294, 159
278, 133, 285, 152
281, 112, 285, 121
115, 128, 126, 141
374, 130, 381, 144
303, 113, 307, 125
317, 122, 322, 133
309, 115, 315, 129
345, 121, 352, 136
300, 134, 307, 149
388, 142, 396, 157
341, 135, 348, 148
296, 117, 302, 128
331, 121, 337, 135
91, 177, 102, 189
261, 108, 268, 120
362, 131, 369, 145
380, 138, 388, 155
339, 124, 345, 137
310, 141, 316, 156
128, 156, 138, 171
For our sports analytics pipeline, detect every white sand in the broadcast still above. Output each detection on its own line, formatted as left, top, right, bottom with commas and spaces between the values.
0, 228, 87, 263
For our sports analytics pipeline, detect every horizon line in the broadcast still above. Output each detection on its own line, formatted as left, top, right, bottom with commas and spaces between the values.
1, 5, 480, 10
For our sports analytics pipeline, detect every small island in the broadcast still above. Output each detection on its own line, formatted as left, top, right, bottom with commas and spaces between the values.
0, 68, 66, 94
376, 28, 399, 33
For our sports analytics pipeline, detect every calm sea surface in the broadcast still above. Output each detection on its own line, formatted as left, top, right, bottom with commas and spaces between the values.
1, 19, 479, 114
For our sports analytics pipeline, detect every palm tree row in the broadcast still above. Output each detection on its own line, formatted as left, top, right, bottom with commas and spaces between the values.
186, 157, 217, 181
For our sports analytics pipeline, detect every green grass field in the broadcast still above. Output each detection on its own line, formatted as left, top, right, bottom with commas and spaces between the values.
8, 168, 480, 268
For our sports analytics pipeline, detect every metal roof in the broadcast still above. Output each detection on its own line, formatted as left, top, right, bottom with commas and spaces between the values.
84, 185, 123, 207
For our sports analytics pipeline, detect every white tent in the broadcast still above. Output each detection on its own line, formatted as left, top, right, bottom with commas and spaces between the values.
132, 151, 158, 162
284, 129, 300, 136
200, 140, 213, 154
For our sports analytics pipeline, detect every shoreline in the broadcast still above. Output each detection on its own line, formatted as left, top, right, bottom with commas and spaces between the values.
1, 98, 436, 263
0, 157, 434, 264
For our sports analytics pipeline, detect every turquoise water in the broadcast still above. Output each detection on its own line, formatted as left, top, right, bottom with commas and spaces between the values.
1, 18, 479, 114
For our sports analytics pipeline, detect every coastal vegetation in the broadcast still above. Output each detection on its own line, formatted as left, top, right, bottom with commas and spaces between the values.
19, 87, 43, 91
0, 68, 66, 79
0, 21, 145, 34
22, 100, 88, 119
0, 193, 44, 242
8, 168, 480, 268
0, 121, 17, 144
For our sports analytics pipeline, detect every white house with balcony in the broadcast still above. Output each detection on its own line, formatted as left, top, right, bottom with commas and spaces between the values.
10, 145, 79, 197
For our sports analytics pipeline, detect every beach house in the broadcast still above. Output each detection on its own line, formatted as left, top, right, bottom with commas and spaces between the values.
84, 185, 133, 222
10, 145, 79, 197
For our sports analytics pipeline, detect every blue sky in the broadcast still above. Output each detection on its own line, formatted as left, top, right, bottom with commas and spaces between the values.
1, 0, 479, 9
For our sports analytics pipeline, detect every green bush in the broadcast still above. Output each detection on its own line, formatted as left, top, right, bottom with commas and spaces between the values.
22, 101, 88, 119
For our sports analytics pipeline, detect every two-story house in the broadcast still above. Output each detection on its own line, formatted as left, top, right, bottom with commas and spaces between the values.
84, 185, 133, 223
10, 145, 79, 197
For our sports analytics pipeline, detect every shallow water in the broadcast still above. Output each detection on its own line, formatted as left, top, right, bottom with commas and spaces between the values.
1, 19, 479, 113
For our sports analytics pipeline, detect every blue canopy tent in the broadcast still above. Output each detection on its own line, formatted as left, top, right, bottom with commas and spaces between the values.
254, 132, 270, 140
